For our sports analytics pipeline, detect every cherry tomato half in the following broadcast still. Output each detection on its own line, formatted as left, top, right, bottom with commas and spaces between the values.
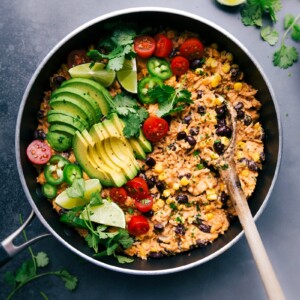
154, 34, 173, 58
26, 140, 51, 165
67, 50, 89, 68
128, 215, 150, 236
125, 177, 150, 200
134, 196, 153, 213
171, 56, 190, 76
110, 187, 128, 204
179, 38, 204, 61
134, 36, 156, 58
142, 116, 169, 143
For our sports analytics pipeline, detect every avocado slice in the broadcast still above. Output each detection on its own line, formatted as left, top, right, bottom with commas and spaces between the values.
52, 87, 101, 123
50, 96, 93, 127
137, 130, 152, 153
46, 131, 72, 151
49, 124, 77, 136
47, 111, 88, 132
61, 78, 111, 116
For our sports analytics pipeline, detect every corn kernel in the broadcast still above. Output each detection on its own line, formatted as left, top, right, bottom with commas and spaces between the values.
162, 189, 171, 198
154, 162, 163, 174
211, 74, 221, 88
180, 176, 190, 186
199, 141, 206, 148
226, 52, 233, 61
195, 68, 204, 75
220, 136, 230, 147
211, 59, 218, 68
241, 169, 249, 177
207, 194, 218, 201
254, 122, 261, 130
234, 82, 243, 91
222, 62, 231, 73
152, 204, 159, 212
206, 188, 216, 195
214, 96, 225, 106
205, 204, 212, 211
206, 213, 214, 220
236, 150, 244, 160
210, 152, 219, 159
158, 172, 167, 181
237, 141, 246, 149
156, 199, 165, 208
219, 182, 225, 191
178, 204, 185, 211
166, 198, 174, 204
206, 57, 213, 67
252, 152, 261, 163
173, 183, 180, 190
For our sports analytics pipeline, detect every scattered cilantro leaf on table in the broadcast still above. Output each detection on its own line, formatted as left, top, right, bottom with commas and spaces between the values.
260, 26, 279, 45
148, 84, 193, 117
3, 215, 78, 300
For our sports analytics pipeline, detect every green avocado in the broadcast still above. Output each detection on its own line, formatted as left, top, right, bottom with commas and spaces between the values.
61, 78, 111, 116
47, 111, 88, 132
137, 130, 152, 153
51, 86, 101, 123
49, 95, 93, 127
49, 124, 77, 136
46, 131, 72, 151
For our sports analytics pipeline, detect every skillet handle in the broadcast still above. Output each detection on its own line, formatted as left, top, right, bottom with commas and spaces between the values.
0, 210, 51, 267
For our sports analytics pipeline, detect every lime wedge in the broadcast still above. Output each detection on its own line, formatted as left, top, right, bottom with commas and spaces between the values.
69, 63, 116, 87
55, 179, 102, 209
80, 199, 126, 228
116, 59, 137, 93
217, 0, 245, 5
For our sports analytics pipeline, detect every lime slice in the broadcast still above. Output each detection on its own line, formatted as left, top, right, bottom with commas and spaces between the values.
55, 179, 102, 209
69, 63, 116, 87
217, 0, 245, 5
116, 59, 137, 93
80, 199, 126, 228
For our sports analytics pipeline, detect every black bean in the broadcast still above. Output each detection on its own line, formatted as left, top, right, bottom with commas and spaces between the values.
34, 129, 46, 140
177, 131, 187, 140
176, 194, 189, 204
54, 75, 66, 87
197, 91, 204, 99
164, 115, 172, 125
213, 141, 225, 155
143, 210, 154, 218
149, 252, 164, 258
215, 105, 227, 118
236, 110, 245, 120
178, 173, 191, 179
248, 160, 259, 172
244, 115, 252, 126
183, 115, 192, 124
234, 102, 244, 111
147, 176, 157, 188
167, 143, 177, 151
145, 157, 156, 167
197, 105, 206, 114
189, 127, 199, 136
220, 191, 229, 206
154, 224, 164, 232
169, 48, 179, 58
186, 135, 196, 147
230, 68, 243, 81
36, 110, 44, 119
156, 181, 165, 192
216, 125, 232, 137
190, 59, 204, 70
199, 223, 211, 233
216, 118, 226, 128
175, 224, 185, 235
196, 240, 208, 247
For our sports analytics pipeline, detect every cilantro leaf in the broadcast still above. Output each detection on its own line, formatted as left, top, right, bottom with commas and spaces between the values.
15, 260, 36, 283
85, 233, 100, 253
261, 26, 279, 45
273, 44, 298, 68
115, 229, 134, 249
284, 14, 295, 30
35, 252, 49, 268
291, 24, 300, 42
115, 255, 134, 264
112, 28, 136, 46
3, 271, 17, 289
66, 178, 86, 198
90, 192, 103, 207
122, 112, 143, 138
58, 270, 78, 291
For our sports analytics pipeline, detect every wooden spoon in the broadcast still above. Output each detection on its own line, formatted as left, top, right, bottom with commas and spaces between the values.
214, 102, 285, 299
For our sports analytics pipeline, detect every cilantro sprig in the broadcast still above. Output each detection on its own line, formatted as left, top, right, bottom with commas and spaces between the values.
148, 84, 193, 117
3, 215, 78, 300
87, 27, 136, 71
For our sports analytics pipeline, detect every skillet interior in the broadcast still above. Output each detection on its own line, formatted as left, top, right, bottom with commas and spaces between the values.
16, 9, 280, 274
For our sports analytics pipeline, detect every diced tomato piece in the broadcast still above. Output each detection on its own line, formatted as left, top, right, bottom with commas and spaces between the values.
26, 140, 51, 165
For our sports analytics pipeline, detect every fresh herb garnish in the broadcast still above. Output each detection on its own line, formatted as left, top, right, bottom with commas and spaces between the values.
260, 26, 279, 45
193, 150, 200, 157
196, 164, 204, 170
148, 84, 193, 117
66, 178, 86, 198
4, 215, 78, 299
89, 192, 104, 207
87, 27, 136, 71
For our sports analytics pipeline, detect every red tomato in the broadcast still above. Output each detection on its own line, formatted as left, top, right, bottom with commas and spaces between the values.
128, 215, 150, 236
179, 38, 204, 61
171, 56, 190, 76
26, 140, 51, 165
142, 116, 169, 143
110, 187, 128, 204
135, 196, 153, 213
67, 50, 89, 68
154, 34, 173, 58
134, 36, 156, 58
125, 177, 150, 200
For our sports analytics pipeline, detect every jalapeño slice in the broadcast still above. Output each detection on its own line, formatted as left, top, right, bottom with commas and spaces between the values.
138, 76, 163, 104
44, 155, 70, 185
41, 183, 57, 199
147, 57, 172, 80
63, 163, 83, 185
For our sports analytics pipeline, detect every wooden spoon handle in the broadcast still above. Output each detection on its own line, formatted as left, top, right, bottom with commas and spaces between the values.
222, 167, 285, 300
